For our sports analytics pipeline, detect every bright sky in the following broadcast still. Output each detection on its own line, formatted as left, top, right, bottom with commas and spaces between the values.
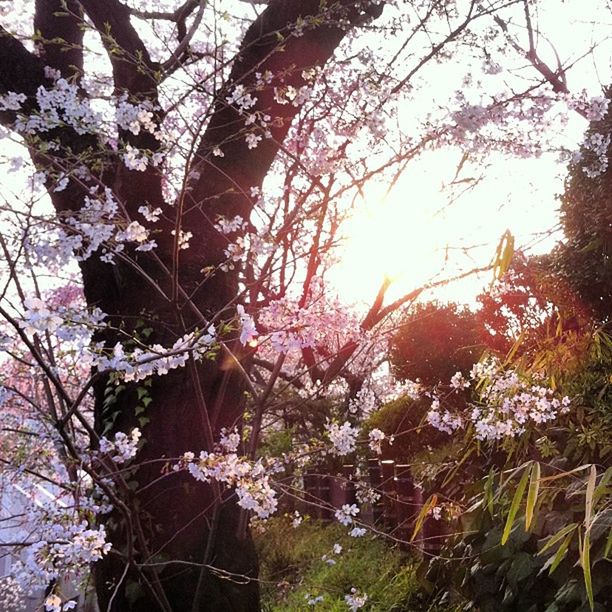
1, 0, 610, 313
328, 149, 568, 307
329, 1, 611, 308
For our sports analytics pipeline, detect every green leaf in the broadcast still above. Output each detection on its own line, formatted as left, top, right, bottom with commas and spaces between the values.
538, 523, 578, 556
492, 230, 515, 281
484, 470, 495, 516
548, 532, 573, 575
525, 462, 540, 531
585, 464, 596, 530
502, 464, 530, 545
507, 552, 533, 586
604, 526, 612, 559
593, 466, 611, 504
411, 493, 438, 543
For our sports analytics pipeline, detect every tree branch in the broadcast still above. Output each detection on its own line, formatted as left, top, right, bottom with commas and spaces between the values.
34, 0, 85, 79
169, 0, 385, 313
79, 0, 159, 101
0, 26, 49, 125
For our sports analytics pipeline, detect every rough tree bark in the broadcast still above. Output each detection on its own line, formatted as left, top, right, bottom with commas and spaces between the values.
0, 1, 384, 610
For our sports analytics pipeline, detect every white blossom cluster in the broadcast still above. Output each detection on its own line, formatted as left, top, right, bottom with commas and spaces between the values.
3, 484, 114, 603
470, 371, 571, 440
13, 79, 101, 135
27, 188, 114, 266
367, 428, 386, 454
29, 187, 158, 266
93, 327, 215, 382
274, 84, 312, 107
170, 228, 193, 250
576, 132, 610, 178
21, 296, 63, 335
444, 91, 567, 159
176, 449, 279, 518
349, 526, 367, 538
426, 398, 464, 435
226, 84, 258, 112
427, 359, 572, 441
344, 588, 368, 611
115, 96, 158, 136
224, 84, 271, 151
22, 503, 111, 586
450, 371, 470, 390
0, 91, 26, 111
18, 295, 106, 361
218, 427, 241, 453
98, 428, 142, 464
355, 478, 380, 505
563, 91, 609, 122
237, 304, 258, 346
215, 214, 246, 235
1, 82, 165, 150
138, 205, 163, 223
0, 575, 26, 612
334, 503, 359, 526
325, 420, 359, 456
122, 145, 164, 173
258, 285, 362, 354
221, 235, 247, 271
44, 594, 76, 612
348, 375, 421, 416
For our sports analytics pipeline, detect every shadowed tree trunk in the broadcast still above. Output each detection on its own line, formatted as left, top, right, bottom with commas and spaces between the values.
0, 1, 384, 609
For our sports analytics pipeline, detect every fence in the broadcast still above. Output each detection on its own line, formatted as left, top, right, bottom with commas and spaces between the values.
288, 458, 447, 556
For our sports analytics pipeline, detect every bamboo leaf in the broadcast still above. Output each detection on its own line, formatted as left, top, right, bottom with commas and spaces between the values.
525, 462, 540, 531
502, 464, 530, 545
581, 530, 594, 611
548, 532, 573, 575
484, 470, 494, 516
492, 230, 515, 281
593, 466, 612, 504
410, 494, 438, 543
585, 464, 596, 531
505, 330, 524, 365
540, 464, 591, 483
604, 527, 612, 559
538, 523, 578, 556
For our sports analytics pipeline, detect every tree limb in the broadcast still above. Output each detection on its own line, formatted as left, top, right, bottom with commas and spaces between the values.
34, 0, 84, 79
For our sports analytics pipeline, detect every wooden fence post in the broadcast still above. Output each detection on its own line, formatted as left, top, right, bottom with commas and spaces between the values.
380, 459, 396, 529
394, 464, 420, 548
302, 471, 319, 518
422, 515, 445, 558
367, 458, 383, 525
318, 474, 332, 521
342, 464, 357, 505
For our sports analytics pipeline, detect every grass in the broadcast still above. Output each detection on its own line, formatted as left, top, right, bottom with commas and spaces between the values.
255, 515, 445, 611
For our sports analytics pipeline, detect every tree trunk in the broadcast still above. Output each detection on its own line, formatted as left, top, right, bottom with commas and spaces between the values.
0, 2, 385, 609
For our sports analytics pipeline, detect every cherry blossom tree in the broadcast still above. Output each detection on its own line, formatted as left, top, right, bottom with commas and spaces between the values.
0, 0, 610, 610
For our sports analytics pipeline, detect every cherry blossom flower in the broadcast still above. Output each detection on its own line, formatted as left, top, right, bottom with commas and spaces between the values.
345, 588, 368, 611
326, 421, 359, 456
335, 503, 359, 526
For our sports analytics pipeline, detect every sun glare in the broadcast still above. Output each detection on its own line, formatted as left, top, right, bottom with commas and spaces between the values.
332, 181, 447, 298
330, 150, 567, 307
